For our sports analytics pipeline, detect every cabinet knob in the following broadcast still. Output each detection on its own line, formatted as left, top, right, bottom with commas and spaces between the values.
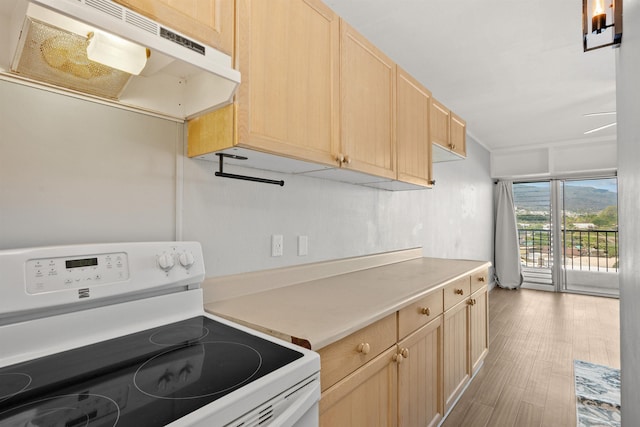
478, 276, 486, 282
343, 155, 352, 165
400, 348, 409, 358
357, 342, 371, 355
420, 307, 431, 316
429, 180, 436, 186
454, 288, 464, 295
393, 353, 403, 364
336, 154, 345, 165
467, 299, 477, 306
450, 144, 456, 150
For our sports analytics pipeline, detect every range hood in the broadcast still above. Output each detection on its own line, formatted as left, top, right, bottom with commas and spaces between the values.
0, 0, 240, 120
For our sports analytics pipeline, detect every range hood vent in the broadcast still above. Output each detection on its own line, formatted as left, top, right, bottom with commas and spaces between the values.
0, 0, 240, 120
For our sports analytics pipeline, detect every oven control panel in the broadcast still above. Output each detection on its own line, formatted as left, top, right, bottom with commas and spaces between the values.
1, 241, 205, 317
26, 252, 130, 295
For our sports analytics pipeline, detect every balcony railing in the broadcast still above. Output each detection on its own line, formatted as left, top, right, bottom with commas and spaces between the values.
518, 228, 619, 272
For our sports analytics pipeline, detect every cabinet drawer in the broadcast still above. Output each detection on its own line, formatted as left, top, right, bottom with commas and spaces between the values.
471, 270, 489, 294
443, 277, 471, 311
318, 313, 396, 391
398, 290, 443, 339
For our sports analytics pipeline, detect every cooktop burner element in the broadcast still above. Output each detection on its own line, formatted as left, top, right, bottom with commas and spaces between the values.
0, 373, 32, 403
0, 393, 121, 427
149, 324, 210, 346
134, 342, 262, 400
0, 316, 303, 426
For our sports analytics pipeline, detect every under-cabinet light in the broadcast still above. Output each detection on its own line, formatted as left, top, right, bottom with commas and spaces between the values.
86, 31, 148, 75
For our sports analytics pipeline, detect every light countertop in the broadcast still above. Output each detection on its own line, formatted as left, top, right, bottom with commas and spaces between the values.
205, 257, 491, 350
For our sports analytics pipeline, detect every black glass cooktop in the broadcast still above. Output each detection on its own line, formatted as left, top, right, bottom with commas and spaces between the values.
0, 316, 303, 426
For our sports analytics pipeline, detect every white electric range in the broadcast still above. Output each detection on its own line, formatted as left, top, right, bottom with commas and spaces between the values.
0, 241, 320, 426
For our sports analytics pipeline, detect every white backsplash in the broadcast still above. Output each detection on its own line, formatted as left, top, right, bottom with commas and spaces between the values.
0, 78, 494, 277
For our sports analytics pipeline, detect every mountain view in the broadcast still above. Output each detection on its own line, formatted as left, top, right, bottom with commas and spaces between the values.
513, 184, 617, 213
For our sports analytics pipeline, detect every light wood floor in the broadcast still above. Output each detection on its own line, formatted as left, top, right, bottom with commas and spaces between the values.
441, 287, 620, 427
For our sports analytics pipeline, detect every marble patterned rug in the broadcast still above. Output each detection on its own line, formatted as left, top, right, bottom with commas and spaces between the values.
574, 360, 621, 427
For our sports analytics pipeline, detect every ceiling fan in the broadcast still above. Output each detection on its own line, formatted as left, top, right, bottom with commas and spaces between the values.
584, 111, 617, 134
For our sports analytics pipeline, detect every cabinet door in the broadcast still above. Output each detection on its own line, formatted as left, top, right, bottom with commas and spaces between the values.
340, 20, 396, 179
398, 317, 443, 427
450, 112, 467, 157
235, 0, 339, 166
320, 346, 398, 427
430, 98, 450, 150
396, 66, 432, 187
113, 0, 233, 54
443, 299, 470, 412
469, 286, 488, 374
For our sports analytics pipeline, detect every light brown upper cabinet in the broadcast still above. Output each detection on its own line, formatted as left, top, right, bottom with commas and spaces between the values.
450, 112, 467, 158
396, 67, 433, 187
113, 0, 234, 55
431, 98, 466, 161
339, 21, 397, 179
188, 0, 339, 168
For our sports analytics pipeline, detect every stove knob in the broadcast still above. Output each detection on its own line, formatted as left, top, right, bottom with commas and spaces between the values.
178, 252, 195, 269
157, 253, 175, 272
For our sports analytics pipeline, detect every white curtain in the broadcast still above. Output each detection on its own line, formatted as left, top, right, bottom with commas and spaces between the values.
494, 181, 523, 289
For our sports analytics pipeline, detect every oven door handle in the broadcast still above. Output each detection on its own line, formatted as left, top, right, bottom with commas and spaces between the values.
271, 378, 320, 427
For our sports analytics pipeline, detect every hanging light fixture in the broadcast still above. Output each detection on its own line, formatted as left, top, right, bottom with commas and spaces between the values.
583, 0, 622, 51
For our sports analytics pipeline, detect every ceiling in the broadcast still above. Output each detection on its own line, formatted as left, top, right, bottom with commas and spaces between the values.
323, 0, 618, 153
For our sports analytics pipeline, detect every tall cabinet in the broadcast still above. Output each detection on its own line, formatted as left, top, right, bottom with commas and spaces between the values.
442, 272, 489, 412
339, 21, 396, 179
396, 67, 433, 187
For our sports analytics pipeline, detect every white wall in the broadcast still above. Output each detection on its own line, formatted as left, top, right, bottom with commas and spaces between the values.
182, 135, 494, 277
617, 0, 640, 424
490, 140, 617, 179
0, 78, 494, 280
0, 80, 178, 248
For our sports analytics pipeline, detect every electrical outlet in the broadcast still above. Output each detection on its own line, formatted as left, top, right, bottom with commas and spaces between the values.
271, 235, 283, 257
298, 235, 308, 256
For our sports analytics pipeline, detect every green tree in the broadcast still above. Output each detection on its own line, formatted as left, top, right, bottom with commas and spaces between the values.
593, 205, 618, 228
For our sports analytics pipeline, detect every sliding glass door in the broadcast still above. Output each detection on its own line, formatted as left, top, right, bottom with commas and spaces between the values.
560, 178, 619, 296
513, 177, 619, 296
513, 181, 554, 289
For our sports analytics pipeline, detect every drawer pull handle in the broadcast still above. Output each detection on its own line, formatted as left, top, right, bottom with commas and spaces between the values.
454, 288, 464, 295
420, 307, 431, 316
400, 348, 409, 358
393, 353, 404, 364
478, 276, 486, 282
357, 342, 371, 355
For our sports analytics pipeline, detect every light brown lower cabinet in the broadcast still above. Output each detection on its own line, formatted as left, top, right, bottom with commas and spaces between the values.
318, 269, 489, 426
443, 297, 471, 412
398, 316, 443, 427
319, 346, 398, 427
443, 283, 489, 412
469, 285, 489, 374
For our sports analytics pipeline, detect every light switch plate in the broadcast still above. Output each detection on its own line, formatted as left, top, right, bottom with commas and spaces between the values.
298, 235, 308, 256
